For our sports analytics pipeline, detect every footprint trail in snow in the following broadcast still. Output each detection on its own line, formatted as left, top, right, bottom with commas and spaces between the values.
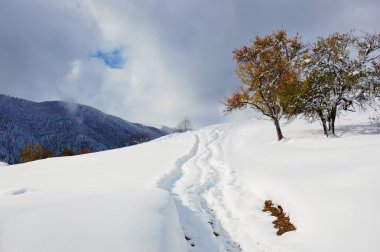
158, 126, 242, 252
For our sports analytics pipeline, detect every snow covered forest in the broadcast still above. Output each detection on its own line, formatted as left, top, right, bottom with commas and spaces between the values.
0, 94, 165, 164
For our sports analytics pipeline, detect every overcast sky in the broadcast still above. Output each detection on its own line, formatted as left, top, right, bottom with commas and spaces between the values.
0, 0, 379, 127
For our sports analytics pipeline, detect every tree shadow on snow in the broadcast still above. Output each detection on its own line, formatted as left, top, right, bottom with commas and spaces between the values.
335, 124, 380, 137
300, 123, 380, 139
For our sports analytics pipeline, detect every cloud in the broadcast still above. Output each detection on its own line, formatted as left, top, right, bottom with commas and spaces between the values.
67, 61, 82, 81
0, 0, 379, 127
0, 0, 104, 101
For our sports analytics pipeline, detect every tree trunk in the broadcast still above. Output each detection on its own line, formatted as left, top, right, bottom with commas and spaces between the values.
273, 118, 284, 141
318, 110, 328, 136
322, 118, 328, 136
330, 106, 336, 135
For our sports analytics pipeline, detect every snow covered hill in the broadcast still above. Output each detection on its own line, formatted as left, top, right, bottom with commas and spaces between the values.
0, 113, 379, 252
0, 94, 165, 164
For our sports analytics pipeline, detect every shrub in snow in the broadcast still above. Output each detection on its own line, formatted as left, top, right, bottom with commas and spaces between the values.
59, 147, 76, 157
174, 117, 193, 133
19, 143, 53, 163
79, 149, 90, 154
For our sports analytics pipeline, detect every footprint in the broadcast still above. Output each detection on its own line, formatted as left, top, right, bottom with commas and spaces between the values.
10, 188, 28, 195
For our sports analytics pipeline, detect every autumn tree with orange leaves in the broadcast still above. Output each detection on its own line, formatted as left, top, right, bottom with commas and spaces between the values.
224, 30, 306, 141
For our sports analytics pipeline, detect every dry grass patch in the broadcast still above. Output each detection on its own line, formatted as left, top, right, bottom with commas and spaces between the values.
263, 200, 296, 236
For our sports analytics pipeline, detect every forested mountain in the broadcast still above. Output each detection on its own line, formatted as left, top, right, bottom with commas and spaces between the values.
0, 94, 165, 164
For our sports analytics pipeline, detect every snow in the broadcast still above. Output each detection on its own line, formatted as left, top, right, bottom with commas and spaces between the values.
0, 133, 192, 252
220, 118, 380, 252
351, 70, 360, 76
1, 113, 379, 251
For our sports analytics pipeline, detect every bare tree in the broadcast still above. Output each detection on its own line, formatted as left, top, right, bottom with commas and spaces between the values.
175, 117, 193, 133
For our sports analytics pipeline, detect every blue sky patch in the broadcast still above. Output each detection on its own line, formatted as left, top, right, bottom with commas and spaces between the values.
93, 49, 124, 69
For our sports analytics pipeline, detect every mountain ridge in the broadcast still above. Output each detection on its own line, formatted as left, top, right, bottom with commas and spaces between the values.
0, 94, 165, 164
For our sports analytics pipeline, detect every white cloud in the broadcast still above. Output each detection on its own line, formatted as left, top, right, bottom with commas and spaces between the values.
67, 61, 82, 81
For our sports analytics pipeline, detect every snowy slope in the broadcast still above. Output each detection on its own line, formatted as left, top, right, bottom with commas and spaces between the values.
0, 113, 379, 252
0, 133, 192, 252
217, 118, 380, 252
